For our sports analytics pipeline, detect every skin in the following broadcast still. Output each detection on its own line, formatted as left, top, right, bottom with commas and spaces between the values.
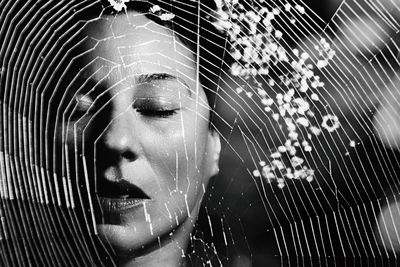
64, 11, 221, 266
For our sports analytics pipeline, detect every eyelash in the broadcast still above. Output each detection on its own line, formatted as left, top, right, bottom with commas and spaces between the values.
133, 97, 180, 118
136, 108, 178, 118
72, 97, 180, 119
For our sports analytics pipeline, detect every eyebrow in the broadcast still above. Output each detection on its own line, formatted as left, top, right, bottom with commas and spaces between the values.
136, 73, 192, 96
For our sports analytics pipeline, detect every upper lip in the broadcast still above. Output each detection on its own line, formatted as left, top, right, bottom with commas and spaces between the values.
97, 179, 150, 199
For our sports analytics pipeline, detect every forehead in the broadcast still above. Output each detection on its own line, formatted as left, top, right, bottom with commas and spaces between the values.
82, 11, 195, 82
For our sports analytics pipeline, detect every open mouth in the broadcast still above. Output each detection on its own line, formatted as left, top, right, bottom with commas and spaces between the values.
97, 179, 151, 214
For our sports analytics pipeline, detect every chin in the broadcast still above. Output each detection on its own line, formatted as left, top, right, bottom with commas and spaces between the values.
96, 199, 188, 253
97, 223, 149, 252
97, 197, 202, 260
97, 201, 157, 251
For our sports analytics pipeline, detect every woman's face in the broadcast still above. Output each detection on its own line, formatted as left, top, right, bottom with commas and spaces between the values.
65, 12, 220, 252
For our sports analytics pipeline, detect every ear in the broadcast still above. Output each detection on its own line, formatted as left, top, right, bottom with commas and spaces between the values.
206, 129, 221, 178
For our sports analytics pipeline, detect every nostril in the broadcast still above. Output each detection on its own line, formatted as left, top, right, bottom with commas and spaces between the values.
121, 150, 137, 161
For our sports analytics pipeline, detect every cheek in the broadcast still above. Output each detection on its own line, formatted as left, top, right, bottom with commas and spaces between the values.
57, 116, 93, 147
142, 109, 210, 195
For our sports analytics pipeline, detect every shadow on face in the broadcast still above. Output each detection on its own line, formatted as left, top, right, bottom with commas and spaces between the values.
53, 10, 221, 259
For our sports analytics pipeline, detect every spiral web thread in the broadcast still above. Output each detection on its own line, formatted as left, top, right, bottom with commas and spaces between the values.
1, 0, 400, 266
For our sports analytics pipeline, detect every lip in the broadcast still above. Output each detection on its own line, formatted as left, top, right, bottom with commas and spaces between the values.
99, 197, 149, 214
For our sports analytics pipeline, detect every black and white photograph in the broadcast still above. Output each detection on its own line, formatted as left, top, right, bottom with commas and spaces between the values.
1, 0, 400, 266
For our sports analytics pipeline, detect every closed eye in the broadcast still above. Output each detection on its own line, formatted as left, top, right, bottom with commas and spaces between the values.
133, 98, 180, 118
71, 94, 94, 120
136, 108, 178, 118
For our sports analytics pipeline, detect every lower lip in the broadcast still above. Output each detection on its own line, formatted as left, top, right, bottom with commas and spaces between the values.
99, 197, 149, 214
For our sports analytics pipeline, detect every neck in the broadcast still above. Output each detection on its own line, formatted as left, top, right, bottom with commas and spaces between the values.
120, 203, 201, 267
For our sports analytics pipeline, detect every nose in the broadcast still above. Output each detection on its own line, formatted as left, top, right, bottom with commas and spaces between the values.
101, 113, 139, 162
94, 110, 140, 198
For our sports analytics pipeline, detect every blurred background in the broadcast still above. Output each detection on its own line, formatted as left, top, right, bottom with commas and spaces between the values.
198, 0, 400, 266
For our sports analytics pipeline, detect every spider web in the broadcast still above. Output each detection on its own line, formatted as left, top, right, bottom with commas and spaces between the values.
0, 0, 400, 266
